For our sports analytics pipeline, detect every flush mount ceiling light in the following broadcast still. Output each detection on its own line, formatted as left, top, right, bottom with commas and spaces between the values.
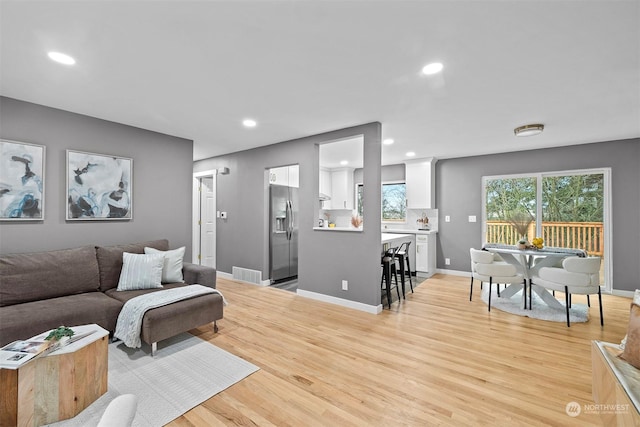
340, 160, 349, 166
421, 62, 443, 75
47, 51, 75, 65
406, 151, 416, 157
383, 138, 395, 145
242, 119, 257, 128
514, 124, 544, 137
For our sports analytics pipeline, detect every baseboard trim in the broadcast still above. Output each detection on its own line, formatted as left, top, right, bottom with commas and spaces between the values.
611, 289, 634, 298
296, 289, 382, 314
433, 269, 633, 297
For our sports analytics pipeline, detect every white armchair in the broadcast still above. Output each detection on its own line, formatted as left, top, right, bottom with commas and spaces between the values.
532, 256, 602, 327
470, 248, 524, 311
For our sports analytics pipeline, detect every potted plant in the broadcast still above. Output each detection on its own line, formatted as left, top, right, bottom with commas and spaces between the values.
517, 238, 528, 250
45, 326, 75, 346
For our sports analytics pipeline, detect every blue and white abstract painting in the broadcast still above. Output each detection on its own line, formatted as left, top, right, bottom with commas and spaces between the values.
67, 150, 132, 220
0, 140, 45, 220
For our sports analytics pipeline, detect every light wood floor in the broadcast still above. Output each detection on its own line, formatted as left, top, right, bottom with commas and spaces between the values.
169, 274, 631, 426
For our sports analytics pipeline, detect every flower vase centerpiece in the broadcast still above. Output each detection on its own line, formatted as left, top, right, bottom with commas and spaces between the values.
507, 211, 534, 250
416, 213, 429, 229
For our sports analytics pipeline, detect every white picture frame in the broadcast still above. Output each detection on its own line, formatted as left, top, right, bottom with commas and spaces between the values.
0, 139, 45, 221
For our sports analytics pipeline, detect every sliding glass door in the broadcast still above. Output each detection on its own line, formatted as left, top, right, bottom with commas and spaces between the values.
483, 169, 611, 291
485, 176, 536, 244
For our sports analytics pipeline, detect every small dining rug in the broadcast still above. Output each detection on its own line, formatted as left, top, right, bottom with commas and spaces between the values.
47, 333, 259, 427
480, 287, 589, 323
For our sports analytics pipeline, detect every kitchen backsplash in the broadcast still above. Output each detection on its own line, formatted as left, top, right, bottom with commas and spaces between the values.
319, 209, 354, 227
405, 209, 438, 231
319, 208, 438, 230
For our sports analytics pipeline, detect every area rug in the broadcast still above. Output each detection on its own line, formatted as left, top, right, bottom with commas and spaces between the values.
47, 333, 259, 427
480, 287, 589, 323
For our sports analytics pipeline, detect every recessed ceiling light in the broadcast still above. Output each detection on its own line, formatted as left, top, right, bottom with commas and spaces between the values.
47, 51, 75, 65
514, 124, 544, 137
340, 160, 349, 166
406, 151, 416, 157
383, 138, 394, 145
242, 119, 257, 128
421, 62, 443, 75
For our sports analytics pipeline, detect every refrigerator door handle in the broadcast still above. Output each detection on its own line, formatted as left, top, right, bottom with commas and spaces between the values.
286, 200, 293, 240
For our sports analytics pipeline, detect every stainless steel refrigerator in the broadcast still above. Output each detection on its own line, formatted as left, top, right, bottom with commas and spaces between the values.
269, 184, 298, 283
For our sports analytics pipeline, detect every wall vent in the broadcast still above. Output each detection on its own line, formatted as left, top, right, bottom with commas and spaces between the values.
232, 266, 262, 285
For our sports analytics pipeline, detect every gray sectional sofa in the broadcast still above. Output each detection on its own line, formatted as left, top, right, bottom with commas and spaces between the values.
0, 239, 223, 350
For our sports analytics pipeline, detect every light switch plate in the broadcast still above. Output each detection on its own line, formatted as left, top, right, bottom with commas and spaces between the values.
468, 215, 476, 222
445, 215, 451, 222
220, 211, 227, 219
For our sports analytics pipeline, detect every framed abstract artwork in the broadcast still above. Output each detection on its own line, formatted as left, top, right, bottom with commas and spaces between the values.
0, 139, 45, 220
66, 150, 133, 220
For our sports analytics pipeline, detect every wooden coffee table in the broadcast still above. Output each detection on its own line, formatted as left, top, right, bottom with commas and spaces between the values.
0, 324, 109, 427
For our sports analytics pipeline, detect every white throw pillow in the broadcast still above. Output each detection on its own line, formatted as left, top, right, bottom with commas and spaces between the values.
117, 252, 164, 291
144, 246, 185, 283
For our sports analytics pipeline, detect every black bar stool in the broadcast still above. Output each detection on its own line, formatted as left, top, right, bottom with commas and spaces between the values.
394, 241, 413, 298
381, 247, 401, 308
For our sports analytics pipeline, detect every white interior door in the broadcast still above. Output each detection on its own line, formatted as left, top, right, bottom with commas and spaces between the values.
200, 176, 216, 268
193, 171, 217, 267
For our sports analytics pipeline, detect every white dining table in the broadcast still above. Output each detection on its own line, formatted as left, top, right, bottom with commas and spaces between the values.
483, 244, 586, 309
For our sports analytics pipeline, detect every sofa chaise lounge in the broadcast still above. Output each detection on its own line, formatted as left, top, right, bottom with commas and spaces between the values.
0, 239, 222, 353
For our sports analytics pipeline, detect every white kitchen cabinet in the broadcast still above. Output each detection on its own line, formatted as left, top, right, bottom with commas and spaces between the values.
330, 168, 354, 209
319, 168, 332, 197
405, 158, 436, 209
269, 165, 299, 188
288, 165, 299, 188
415, 233, 436, 277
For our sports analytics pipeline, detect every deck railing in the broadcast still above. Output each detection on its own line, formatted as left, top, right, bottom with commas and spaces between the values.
486, 221, 604, 256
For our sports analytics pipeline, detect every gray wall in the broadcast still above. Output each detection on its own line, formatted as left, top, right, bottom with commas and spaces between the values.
194, 123, 382, 306
0, 97, 194, 257
355, 163, 405, 184
436, 138, 640, 292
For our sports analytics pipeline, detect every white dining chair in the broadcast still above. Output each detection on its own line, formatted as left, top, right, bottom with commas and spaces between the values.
470, 248, 524, 311
531, 256, 603, 327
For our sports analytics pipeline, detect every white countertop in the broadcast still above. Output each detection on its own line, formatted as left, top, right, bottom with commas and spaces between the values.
311, 227, 437, 235
381, 233, 412, 244
313, 226, 362, 232
381, 228, 437, 235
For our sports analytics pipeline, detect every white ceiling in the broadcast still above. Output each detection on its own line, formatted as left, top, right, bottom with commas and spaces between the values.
1, 1, 638, 165
319, 136, 363, 169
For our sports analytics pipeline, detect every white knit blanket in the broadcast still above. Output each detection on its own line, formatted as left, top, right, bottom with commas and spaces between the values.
114, 285, 227, 348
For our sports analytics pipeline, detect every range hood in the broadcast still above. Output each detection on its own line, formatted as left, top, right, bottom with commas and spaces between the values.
319, 193, 331, 201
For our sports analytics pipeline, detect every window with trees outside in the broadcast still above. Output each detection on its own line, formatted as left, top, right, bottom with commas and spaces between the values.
483, 169, 611, 290
356, 182, 406, 222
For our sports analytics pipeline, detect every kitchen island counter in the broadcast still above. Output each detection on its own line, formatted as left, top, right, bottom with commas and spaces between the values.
381, 233, 412, 244
381, 228, 437, 235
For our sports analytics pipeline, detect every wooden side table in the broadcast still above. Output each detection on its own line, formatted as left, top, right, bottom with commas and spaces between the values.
0, 324, 109, 427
